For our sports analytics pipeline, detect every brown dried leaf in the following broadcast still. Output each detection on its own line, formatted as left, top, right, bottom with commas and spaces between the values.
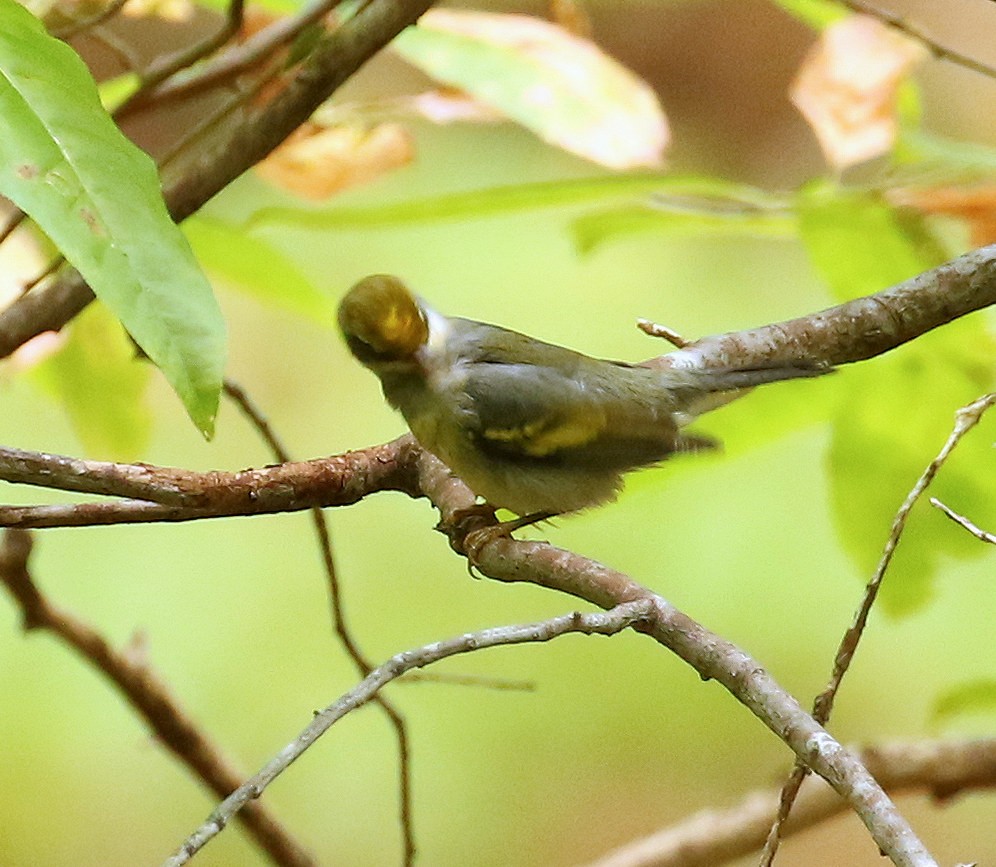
791, 15, 925, 170
548, 0, 593, 39
889, 185, 996, 246
255, 122, 414, 200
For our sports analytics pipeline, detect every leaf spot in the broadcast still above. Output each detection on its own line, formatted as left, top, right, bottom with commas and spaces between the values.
80, 207, 106, 237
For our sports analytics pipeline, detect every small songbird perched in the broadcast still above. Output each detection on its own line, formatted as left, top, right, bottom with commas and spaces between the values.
338, 275, 829, 520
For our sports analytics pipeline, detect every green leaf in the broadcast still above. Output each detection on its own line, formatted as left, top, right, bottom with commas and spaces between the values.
31, 302, 152, 460
933, 679, 996, 726
96, 71, 140, 112
801, 186, 996, 614
184, 216, 337, 326
769, 0, 847, 29
249, 173, 785, 230
797, 184, 950, 301
897, 127, 996, 175
0, 0, 226, 436
828, 325, 996, 616
571, 203, 795, 254
392, 10, 666, 169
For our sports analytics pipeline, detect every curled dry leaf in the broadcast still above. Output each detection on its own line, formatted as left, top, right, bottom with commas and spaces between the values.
889, 185, 996, 246
791, 14, 926, 170
393, 9, 668, 170
255, 122, 414, 200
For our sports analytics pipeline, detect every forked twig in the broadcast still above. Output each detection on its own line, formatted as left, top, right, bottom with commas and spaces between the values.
759, 393, 996, 864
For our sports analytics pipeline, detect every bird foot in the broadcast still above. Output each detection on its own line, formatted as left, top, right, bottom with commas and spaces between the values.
463, 511, 555, 564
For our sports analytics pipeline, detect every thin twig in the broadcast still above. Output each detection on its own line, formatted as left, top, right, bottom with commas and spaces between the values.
417, 450, 938, 867
588, 737, 996, 867
53, 0, 129, 39
164, 600, 656, 866
113, 0, 248, 119
20, 255, 64, 296
759, 392, 996, 864
838, 0, 996, 84
931, 497, 996, 544
118, 0, 350, 116
0, 528, 316, 866
636, 318, 689, 348
222, 380, 416, 865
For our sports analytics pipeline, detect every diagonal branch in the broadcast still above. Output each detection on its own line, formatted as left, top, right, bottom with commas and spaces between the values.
760, 392, 996, 864
0, 528, 316, 867
650, 243, 996, 372
0, 0, 436, 359
165, 600, 658, 866
415, 451, 936, 867
586, 737, 996, 867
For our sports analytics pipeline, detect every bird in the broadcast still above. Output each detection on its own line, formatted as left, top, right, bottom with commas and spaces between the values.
338, 274, 830, 522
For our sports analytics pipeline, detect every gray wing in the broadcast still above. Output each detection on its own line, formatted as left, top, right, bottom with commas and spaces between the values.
460, 358, 705, 469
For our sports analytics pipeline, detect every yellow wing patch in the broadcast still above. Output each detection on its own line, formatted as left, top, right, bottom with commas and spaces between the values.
481, 406, 607, 457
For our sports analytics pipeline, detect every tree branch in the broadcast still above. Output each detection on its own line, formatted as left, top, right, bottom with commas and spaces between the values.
650, 243, 996, 372
587, 737, 996, 867
0, 436, 423, 527
415, 452, 936, 867
0, 528, 316, 867
0, 0, 436, 358
165, 600, 657, 866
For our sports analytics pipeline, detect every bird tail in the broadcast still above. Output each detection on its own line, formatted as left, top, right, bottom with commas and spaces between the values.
666, 360, 833, 425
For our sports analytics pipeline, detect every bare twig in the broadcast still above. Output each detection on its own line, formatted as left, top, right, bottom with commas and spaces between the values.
650, 244, 996, 375
222, 380, 416, 865
111, 0, 248, 121
0, 435, 424, 524
118, 0, 349, 115
52, 0, 129, 39
759, 392, 996, 864
931, 497, 996, 544
636, 318, 689, 348
587, 737, 996, 867
144, 0, 246, 89
417, 452, 937, 867
0, 528, 316, 867
838, 1, 996, 84
164, 600, 656, 866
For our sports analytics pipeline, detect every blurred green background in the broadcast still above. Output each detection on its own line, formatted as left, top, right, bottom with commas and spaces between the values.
2, 1, 996, 865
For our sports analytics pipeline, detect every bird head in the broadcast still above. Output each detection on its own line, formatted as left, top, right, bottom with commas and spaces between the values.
338, 275, 430, 365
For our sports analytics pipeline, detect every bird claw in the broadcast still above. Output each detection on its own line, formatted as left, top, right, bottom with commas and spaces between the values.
463, 511, 556, 566
437, 505, 556, 570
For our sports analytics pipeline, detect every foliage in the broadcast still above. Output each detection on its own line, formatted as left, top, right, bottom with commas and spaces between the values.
1, 0, 995, 864
0, 0, 225, 435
